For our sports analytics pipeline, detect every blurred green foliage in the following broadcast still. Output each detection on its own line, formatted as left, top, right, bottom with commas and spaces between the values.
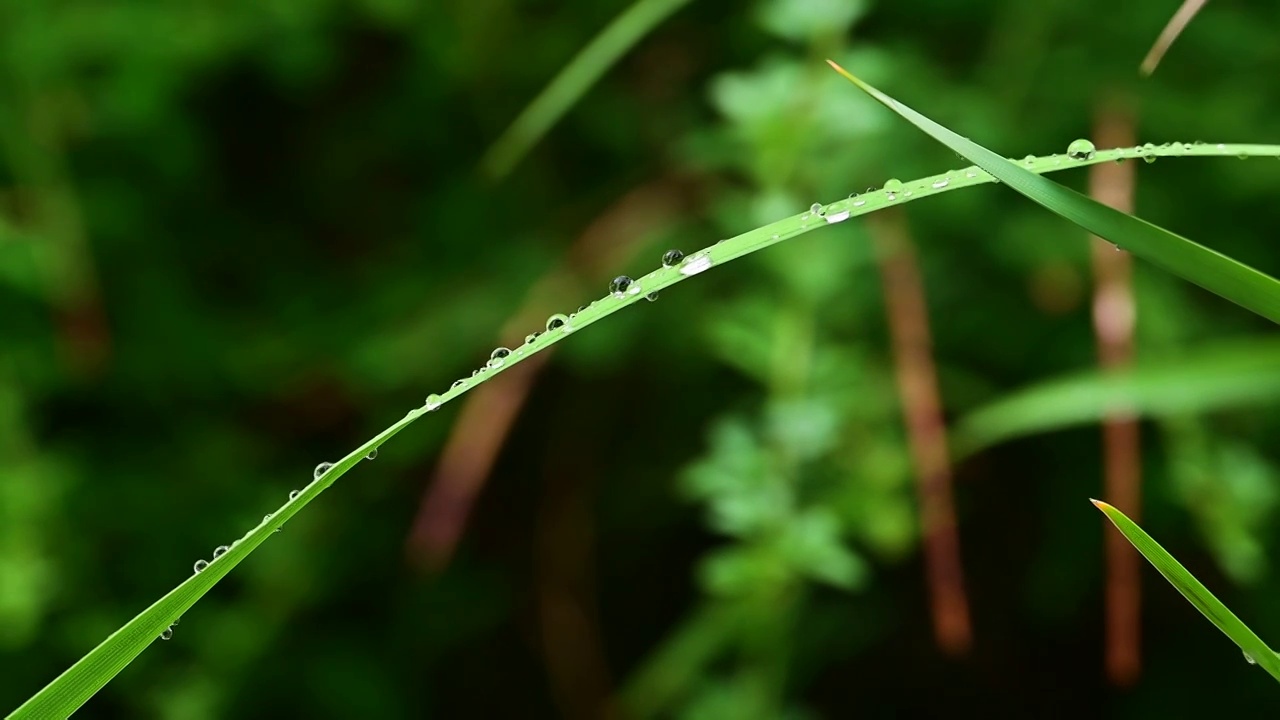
2, 0, 1280, 716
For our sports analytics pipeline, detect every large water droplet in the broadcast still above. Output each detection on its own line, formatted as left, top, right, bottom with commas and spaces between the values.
366, 448, 378, 460
824, 210, 850, 223
809, 202, 824, 215
679, 254, 713, 276
487, 347, 510, 368
1067, 138, 1096, 160
289, 489, 300, 500
931, 177, 951, 189
213, 545, 229, 559
609, 276, 633, 297
194, 559, 209, 573
160, 627, 174, 641
425, 393, 442, 411
314, 462, 332, 480
546, 314, 568, 331
883, 178, 903, 194
661, 249, 684, 267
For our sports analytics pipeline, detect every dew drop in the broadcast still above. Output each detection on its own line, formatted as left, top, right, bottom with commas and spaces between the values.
661, 249, 684, 267
931, 178, 950, 189
679, 254, 713, 276
213, 545, 230, 559
289, 489, 300, 500
882, 178, 903, 194
609, 276, 633, 297
824, 210, 851, 223
314, 462, 333, 479
1245, 650, 1257, 665
645, 292, 659, 302
809, 202, 824, 215
964, 169, 977, 178
194, 559, 209, 573
160, 627, 174, 641
546, 314, 568, 331
1023, 154, 1035, 165
425, 393, 442, 411
366, 448, 378, 460
524, 332, 540, 344
450, 379, 464, 389
1067, 138, 1096, 160
853, 199, 866, 207
490, 347, 510, 361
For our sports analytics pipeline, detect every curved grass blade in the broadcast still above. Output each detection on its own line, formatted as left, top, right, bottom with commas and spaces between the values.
826, 60, 1280, 325
480, 0, 693, 179
13, 139, 1280, 716
1092, 500, 1280, 682
952, 337, 1280, 458
5, 418, 413, 719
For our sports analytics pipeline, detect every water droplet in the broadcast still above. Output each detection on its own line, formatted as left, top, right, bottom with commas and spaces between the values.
289, 489, 300, 500
314, 462, 332, 480
679, 254, 713, 276
883, 178, 903, 194
366, 448, 378, 460
490, 347, 510, 361
964, 169, 977, 178
1245, 650, 1257, 665
809, 202, 824, 215
450, 379, 464, 389
160, 627, 174, 641
524, 332, 540, 344
931, 178, 950, 189
425, 393, 442, 411
263, 513, 273, 523
645, 292, 659, 302
1023, 154, 1035, 165
853, 199, 866, 207
546, 314, 568, 331
661, 249, 684, 267
609, 276, 633, 297
824, 210, 851, 223
213, 545, 229, 558
194, 559, 209, 573
1067, 138, 1096, 160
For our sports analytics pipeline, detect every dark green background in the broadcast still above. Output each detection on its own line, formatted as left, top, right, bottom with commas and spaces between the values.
2, 0, 1279, 716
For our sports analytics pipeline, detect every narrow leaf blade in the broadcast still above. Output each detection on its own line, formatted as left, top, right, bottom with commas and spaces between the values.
1092, 500, 1280, 682
826, 60, 1280, 324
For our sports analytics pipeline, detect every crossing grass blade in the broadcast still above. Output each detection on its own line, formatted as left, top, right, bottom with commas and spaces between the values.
1092, 500, 1280, 682
825, 60, 1280, 325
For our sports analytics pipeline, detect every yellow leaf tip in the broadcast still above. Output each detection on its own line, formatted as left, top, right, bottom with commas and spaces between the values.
1090, 498, 1112, 510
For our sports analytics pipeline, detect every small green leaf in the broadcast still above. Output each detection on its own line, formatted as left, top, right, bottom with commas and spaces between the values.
1092, 500, 1280, 682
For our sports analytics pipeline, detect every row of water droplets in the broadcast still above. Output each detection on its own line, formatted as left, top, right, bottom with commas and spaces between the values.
167, 456, 376, 641
419, 247, 715, 413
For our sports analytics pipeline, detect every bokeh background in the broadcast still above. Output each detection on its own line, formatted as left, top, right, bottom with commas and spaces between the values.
2, 0, 1280, 716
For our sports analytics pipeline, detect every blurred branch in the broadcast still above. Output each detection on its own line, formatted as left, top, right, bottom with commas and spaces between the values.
1140, 0, 1208, 76
1088, 101, 1141, 686
869, 210, 971, 656
406, 178, 692, 569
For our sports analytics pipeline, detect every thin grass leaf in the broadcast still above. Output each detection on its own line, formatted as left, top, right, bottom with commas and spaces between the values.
480, 0, 693, 179
826, 59, 1280, 325
951, 337, 1280, 458
15, 138, 1280, 716
1091, 500, 1280, 681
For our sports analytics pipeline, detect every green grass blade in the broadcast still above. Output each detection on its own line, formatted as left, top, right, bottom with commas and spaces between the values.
826, 60, 1280, 325
952, 337, 1280, 458
480, 0, 693, 179
5, 417, 413, 719
14, 138, 1280, 715
1092, 500, 1280, 681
